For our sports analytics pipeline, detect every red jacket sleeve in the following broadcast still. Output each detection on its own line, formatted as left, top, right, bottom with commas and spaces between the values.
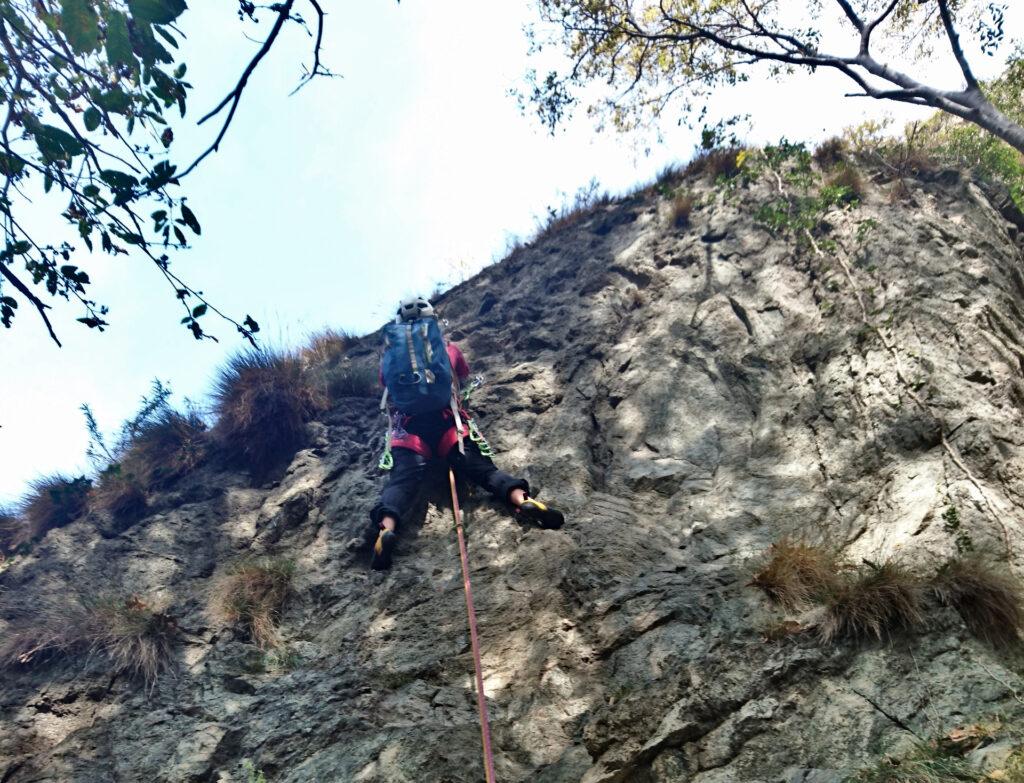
448, 343, 469, 382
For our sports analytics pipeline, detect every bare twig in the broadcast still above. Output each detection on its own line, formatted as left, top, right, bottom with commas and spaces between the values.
179, 0, 296, 179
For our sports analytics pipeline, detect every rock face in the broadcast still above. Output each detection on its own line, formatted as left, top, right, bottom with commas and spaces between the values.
3, 163, 1024, 782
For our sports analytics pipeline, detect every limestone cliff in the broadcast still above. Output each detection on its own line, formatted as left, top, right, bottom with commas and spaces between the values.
3, 158, 1024, 783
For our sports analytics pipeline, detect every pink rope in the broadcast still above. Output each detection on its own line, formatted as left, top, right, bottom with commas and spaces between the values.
448, 468, 498, 783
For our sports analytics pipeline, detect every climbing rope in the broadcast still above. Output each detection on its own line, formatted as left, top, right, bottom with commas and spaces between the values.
448, 468, 498, 783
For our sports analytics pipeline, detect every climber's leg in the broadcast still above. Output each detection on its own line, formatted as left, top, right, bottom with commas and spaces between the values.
370, 448, 428, 570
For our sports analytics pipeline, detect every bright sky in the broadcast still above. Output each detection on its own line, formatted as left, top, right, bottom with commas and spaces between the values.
0, 1, 1019, 504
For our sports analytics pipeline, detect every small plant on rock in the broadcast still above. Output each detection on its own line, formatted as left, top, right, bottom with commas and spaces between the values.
813, 136, 848, 168
212, 349, 327, 475
941, 506, 973, 556
824, 165, 865, 203
210, 557, 295, 649
749, 538, 840, 610
242, 760, 268, 783
932, 556, 1024, 647
670, 192, 695, 228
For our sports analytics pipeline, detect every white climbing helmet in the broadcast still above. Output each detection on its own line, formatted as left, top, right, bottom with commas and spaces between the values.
396, 296, 435, 322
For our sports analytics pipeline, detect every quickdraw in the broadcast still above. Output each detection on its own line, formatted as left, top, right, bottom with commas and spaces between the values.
467, 418, 493, 457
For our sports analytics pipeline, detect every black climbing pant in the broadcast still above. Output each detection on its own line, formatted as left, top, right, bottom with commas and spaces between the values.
370, 440, 529, 529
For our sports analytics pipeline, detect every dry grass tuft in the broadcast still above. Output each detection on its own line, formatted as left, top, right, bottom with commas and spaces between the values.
813, 136, 848, 168
818, 560, 925, 644
932, 557, 1024, 647
209, 557, 295, 649
324, 361, 380, 400
1, 594, 176, 686
670, 192, 695, 228
749, 539, 840, 610
20, 474, 91, 545
825, 164, 866, 202
0, 506, 24, 557
302, 328, 356, 368
888, 177, 913, 204
685, 147, 744, 180
212, 349, 327, 475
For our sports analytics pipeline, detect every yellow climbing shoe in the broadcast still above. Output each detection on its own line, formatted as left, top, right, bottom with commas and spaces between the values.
517, 498, 565, 530
371, 529, 397, 571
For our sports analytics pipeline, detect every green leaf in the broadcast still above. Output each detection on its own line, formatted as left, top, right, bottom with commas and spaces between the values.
180, 204, 200, 235
191, 303, 206, 318
31, 123, 85, 162
60, 0, 100, 54
128, 0, 187, 25
129, 20, 173, 66
173, 226, 185, 245
100, 169, 138, 191
95, 87, 131, 114
154, 25, 178, 48
83, 107, 101, 131
0, 153, 24, 177
103, 9, 133, 69
82, 184, 101, 199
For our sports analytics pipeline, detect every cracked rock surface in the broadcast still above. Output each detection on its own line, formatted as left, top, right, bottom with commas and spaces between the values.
3, 166, 1024, 782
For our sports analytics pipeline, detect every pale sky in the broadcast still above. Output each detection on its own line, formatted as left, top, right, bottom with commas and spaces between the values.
0, 1, 1019, 504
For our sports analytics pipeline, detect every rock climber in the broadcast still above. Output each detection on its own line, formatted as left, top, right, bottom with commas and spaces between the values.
369, 296, 565, 570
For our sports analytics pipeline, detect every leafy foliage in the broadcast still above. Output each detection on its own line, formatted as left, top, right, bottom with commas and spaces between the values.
941, 505, 974, 556
917, 55, 1024, 209
0, 0, 331, 345
212, 348, 327, 475
527, 1, 1024, 156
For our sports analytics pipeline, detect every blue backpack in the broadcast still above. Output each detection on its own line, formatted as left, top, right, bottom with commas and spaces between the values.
381, 318, 454, 415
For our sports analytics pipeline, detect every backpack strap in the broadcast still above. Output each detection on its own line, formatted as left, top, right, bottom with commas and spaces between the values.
447, 344, 466, 456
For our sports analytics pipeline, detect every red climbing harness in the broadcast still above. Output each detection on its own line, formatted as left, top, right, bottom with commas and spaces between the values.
448, 468, 497, 783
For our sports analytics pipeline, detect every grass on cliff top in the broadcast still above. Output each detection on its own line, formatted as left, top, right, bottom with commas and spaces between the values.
212, 349, 328, 476
1, 593, 177, 686
0, 505, 23, 558
209, 557, 295, 649
17, 474, 91, 548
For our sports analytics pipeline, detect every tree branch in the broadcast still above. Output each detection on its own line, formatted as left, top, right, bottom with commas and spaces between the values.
179, 0, 296, 179
936, 0, 981, 93
0, 262, 61, 346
